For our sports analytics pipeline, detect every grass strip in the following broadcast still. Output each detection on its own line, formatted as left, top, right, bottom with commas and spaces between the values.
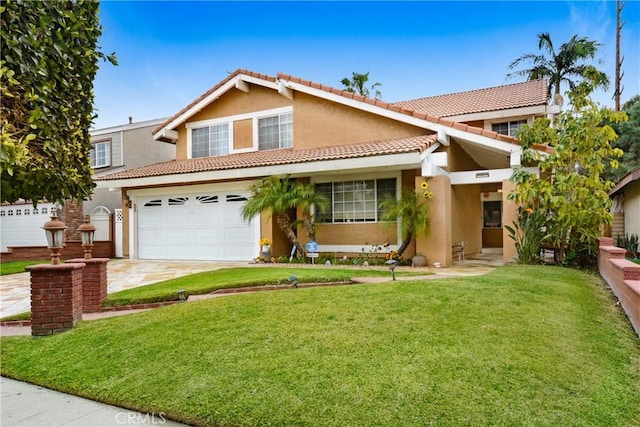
0, 260, 50, 276
103, 266, 427, 306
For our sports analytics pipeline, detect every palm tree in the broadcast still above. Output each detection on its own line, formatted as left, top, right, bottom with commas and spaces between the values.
241, 175, 329, 256
507, 32, 609, 106
341, 72, 382, 100
379, 188, 430, 257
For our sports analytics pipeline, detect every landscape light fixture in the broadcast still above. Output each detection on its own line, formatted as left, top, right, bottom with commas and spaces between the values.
177, 290, 187, 301
385, 259, 397, 281
77, 215, 96, 259
42, 207, 67, 265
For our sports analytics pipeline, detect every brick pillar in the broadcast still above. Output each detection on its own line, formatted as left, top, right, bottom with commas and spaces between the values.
66, 258, 109, 313
26, 263, 85, 336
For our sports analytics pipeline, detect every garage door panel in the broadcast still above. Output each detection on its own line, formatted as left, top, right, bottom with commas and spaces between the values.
193, 228, 225, 242
167, 245, 194, 259
224, 227, 254, 243
137, 192, 256, 261
166, 228, 193, 241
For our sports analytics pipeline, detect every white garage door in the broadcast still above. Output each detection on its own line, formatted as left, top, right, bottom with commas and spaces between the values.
137, 192, 257, 261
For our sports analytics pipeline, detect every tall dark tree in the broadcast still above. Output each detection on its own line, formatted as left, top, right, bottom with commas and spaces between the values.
341, 72, 382, 100
604, 95, 640, 183
614, 0, 625, 111
0, 0, 117, 205
507, 32, 609, 106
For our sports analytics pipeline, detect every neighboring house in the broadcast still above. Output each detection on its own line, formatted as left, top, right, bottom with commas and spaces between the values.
0, 117, 174, 254
86, 117, 175, 214
96, 69, 555, 266
609, 166, 640, 239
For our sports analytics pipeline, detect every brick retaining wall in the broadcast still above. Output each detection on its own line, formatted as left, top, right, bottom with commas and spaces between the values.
598, 237, 640, 337
1, 241, 113, 262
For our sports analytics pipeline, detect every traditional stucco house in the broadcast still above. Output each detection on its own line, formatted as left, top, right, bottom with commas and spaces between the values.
86, 117, 174, 214
95, 69, 555, 266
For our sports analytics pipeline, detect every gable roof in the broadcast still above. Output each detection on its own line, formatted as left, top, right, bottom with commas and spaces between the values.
152, 68, 526, 147
392, 79, 549, 117
96, 134, 437, 181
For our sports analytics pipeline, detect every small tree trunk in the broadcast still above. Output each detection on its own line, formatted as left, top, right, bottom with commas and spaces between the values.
396, 233, 413, 258
276, 213, 305, 256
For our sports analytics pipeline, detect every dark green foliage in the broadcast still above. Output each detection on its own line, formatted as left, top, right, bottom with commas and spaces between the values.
509, 88, 625, 265
504, 207, 548, 264
615, 233, 639, 258
0, 0, 116, 204
341, 71, 382, 99
604, 95, 640, 182
507, 32, 609, 105
241, 175, 328, 256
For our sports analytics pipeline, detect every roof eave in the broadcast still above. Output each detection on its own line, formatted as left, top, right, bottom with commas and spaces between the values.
95, 151, 422, 190
152, 72, 280, 141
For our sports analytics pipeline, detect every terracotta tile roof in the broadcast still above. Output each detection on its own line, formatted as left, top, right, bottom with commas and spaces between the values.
96, 134, 438, 181
155, 69, 525, 145
391, 79, 549, 117
275, 72, 533, 146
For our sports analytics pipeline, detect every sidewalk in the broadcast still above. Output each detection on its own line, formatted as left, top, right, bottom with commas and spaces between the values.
1, 377, 189, 427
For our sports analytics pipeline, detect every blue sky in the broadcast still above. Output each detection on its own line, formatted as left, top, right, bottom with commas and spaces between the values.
92, 1, 640, 129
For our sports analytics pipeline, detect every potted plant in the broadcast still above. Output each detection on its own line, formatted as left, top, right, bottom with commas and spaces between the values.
411, 253, 427, 267
260, 237, 272, 259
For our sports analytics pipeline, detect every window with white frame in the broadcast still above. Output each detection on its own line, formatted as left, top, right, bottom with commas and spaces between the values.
90, 140, 111, 168
191, 123, 230, 158
258, 112, 292, 150
492, 120, 527, 137
316, 178, 397, 223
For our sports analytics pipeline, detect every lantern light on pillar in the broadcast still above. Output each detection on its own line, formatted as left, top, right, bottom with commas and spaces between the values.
42, 207, 67, 265
77, 215, 96, 259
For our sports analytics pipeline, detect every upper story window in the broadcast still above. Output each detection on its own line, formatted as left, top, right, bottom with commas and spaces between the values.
492, 120, 527, 137
316, 178, 397, 223
90, 140, 111, 168
258, 112, 292, 150
192, 123, 230, 158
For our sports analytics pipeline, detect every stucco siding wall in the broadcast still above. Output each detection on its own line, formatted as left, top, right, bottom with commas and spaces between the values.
451, 184, 482, 255
448, 140, 481, 172
173, 86, 427, 158
192, 86, 290, 122
293, 93, 424, 149
174, 86, 291, 158
624, 181, 640, 237
315, 223, 398, 247
234, 119, 253, 150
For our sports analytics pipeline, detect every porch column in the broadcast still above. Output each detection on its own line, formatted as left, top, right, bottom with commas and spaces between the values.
502, 179, 518, 263
416, 175, 452, 267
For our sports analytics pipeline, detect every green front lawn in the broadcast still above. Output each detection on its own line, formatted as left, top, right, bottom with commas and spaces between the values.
104, 266, 426, 306
2, 265, 639, 426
